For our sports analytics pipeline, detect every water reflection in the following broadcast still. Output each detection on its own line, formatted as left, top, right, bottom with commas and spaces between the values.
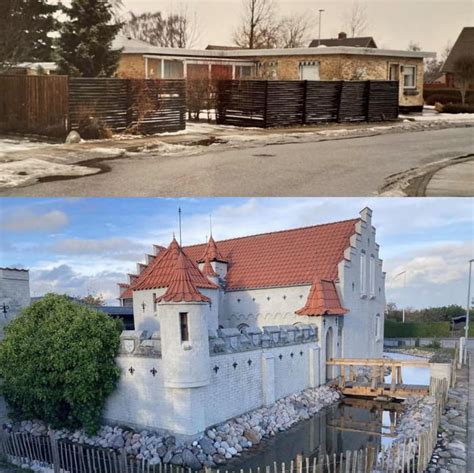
225, 353, 429, 470
226, 398, 403, 470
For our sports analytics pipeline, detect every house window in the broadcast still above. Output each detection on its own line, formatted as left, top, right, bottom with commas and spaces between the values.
369, 256, 375, 297
153, 293, 157, 312
299, 61, 320, 80
237, 65, 253, 78
402, 65, 416, 89
389, 63, 399, 81
179, 312, 189, 341
163, 60, 184, 79
360, 251, 367, 296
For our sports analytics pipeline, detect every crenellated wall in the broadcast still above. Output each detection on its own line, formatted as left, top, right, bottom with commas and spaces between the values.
104, 324, 320, 438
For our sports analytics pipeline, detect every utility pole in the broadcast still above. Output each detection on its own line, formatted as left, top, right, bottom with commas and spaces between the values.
464, 259, 473, 363
318, 9, 325, 46
394, 270, 407, 323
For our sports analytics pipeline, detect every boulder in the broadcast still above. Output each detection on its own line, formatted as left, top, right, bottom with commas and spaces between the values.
65, 131, 81, 144
244, 429, 260, 444
198, 437, 216, 455
182, 449, 202, 470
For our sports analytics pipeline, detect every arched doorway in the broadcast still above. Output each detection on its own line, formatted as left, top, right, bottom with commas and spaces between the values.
325, 327, 334, 381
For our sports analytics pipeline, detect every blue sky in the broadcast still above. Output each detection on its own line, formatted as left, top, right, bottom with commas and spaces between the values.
1, 197, 473, 309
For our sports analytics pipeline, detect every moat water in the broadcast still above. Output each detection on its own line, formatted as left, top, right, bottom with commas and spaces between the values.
225, 352, 430, 471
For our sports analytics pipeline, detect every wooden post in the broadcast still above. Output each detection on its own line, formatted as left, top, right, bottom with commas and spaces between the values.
263, 81, 269, 128
301, 80, 308, 125
49, 431, 60, 473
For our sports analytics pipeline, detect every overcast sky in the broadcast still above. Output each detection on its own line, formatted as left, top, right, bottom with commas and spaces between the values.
113, 0, 473, 55
1, 197, 473, 310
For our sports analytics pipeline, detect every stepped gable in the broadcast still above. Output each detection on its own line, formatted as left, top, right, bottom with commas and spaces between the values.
295, 279, 348, 316
156, 250, 211, 303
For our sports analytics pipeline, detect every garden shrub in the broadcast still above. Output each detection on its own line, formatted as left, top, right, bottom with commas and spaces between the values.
424, 88, 474, 105
0, 294, 122, 434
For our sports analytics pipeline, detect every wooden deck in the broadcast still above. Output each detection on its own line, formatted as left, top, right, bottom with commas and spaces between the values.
334, 381, 429, 399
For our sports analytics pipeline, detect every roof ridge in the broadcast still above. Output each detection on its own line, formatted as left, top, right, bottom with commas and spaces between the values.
184, 217, 359, 249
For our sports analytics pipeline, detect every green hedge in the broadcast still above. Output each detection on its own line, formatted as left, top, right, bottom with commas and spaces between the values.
384, 319, 451, 338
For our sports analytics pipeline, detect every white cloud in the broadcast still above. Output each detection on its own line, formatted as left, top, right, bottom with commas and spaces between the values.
1, 209, 69, 232
52, 237, 148, 261
30, 264, 123, 303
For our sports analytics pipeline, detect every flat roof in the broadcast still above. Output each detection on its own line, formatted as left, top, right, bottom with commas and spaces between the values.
117, 38, 435, 60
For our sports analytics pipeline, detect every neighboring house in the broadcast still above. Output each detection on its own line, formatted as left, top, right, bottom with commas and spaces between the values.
441, 27, 474, 89
0, 268, 30, 340
309, 32, 377, 48
106, 208, 385, 436
114, 35, 435, 111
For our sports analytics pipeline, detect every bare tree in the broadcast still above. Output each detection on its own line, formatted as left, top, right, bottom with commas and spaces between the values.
453, 55, 474, 104
123, 7, 200, 48
278, 13, 312, 48
441, 41, 452, 62
233, 0, 279, 49
342, 0, 369, 37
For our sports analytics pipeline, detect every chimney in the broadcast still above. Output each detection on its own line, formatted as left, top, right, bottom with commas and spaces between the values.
338, 32, 347, 39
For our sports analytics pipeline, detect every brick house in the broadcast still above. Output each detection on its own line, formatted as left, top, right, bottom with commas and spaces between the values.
114, 35, 435, 111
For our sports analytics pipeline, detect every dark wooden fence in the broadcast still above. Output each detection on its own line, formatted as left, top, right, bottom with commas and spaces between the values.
0, 76, 186, 137
0, 75, 69, 136
216, 80, 399, 128
69, 78, 186, 134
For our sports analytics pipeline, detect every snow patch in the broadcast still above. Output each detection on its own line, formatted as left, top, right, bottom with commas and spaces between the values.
0, 159, 98, 189
0, 137, 52, 153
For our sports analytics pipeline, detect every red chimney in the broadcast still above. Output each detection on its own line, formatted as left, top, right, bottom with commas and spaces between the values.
338, 32, 347, 39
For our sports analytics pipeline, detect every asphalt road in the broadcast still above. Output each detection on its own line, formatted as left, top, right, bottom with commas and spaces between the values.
2, 127, 473, 197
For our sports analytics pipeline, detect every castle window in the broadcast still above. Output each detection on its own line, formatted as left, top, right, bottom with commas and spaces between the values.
179, 312, 189, 341
360, 251, 367, 296
375, 314, 381, 341
369, 255, 375, 297
153, 293, 157, 312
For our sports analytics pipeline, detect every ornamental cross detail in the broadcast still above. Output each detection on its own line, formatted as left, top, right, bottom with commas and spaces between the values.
1, 303, 9, 318
247, 359, 252, 366
300, 351, 304, 356
290, 352, 294, 358
279, 354, 283, 360
150, 367, 157, 377
232, 362, 238, 369
128, 366, 135, 375
213, 366, 219, 373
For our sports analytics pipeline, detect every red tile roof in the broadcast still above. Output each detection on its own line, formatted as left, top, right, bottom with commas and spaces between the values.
202, 259, 218, 277
185, 219, 358, 291
156, 251, 211, 303
198, 236, 227, 263
295, 279, 348, 316
131, 237, 218, 292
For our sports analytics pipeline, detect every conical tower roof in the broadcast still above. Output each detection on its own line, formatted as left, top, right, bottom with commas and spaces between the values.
131, 237, 218, 291
295, 279, 348, 316
157, 250, 211, 303
198, 236, 227, 263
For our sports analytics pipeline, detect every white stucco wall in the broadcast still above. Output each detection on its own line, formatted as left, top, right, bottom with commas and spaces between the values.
105, 336, 320, 437
0, 269, 30, 340
338, 208, 385, 359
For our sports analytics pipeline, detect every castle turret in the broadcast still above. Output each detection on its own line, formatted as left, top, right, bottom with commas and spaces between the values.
198, 236, 228, 280
157, 250, 212, 389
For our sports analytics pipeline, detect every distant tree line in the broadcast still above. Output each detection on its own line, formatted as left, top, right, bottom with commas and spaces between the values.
386, 302, 472, 323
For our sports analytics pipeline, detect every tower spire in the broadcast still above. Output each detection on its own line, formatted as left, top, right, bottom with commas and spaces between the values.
178, 207, 182, 246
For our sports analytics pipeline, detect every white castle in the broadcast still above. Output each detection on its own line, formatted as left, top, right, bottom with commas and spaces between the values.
105, 207, 385, 438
